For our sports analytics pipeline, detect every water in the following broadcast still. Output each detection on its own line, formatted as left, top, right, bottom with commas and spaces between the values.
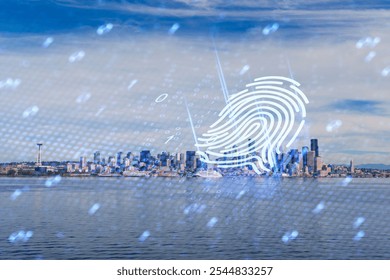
0, 177, 389, 260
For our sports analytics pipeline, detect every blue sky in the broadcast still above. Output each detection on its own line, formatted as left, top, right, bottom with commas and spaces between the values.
0, 0, 389, 164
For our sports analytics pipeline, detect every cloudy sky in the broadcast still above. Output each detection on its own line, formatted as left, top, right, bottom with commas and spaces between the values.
0, 0, 389, 165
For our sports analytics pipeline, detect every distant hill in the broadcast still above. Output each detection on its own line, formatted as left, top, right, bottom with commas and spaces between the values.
356, 164, 390, 170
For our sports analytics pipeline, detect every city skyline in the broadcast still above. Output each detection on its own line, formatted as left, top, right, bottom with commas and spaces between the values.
2, 137, 389, 178
0, 1, 389, 165
0, 137, 381, 170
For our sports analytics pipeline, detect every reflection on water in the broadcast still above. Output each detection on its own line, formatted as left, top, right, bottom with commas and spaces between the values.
0, 177, 389, 259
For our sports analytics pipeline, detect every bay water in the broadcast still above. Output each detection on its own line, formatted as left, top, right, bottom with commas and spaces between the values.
0, 177, 389, 259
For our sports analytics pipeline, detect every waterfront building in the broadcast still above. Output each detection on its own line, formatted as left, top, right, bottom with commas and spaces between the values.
350, 160, 354, 173
311, 139, 319, 157
302, 146, 309, 172
116, 152, 122, 167
93, 151, 101, 164
88, 163, 96, 172
315, 156, 323, 172
160, 152, 168, 166
140, 150, 151, 164
307, 151, 315, 172
80, 156, 87, 169
36, 143, 43, 167
108, 156, 115, 166
186, 151, 196, 170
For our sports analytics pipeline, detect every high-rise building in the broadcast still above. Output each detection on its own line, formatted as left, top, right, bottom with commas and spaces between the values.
80, 156, 87, 169
290, 149, 299, 164
108, 156, 115, 166
186, 151, 196, 170
350, 160, 354, 173
36, 143, 43, 166
117, 152, 122, 167
93, 151, 101, 164
315, 156, 323, 172
302, 146, 309, 171
140, 150, 151, 163
310, 139, 319, 157
160, 152, 168, 166
307, 151, 315, 172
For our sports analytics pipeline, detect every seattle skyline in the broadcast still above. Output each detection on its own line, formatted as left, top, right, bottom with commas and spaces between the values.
0, 1, 389, 165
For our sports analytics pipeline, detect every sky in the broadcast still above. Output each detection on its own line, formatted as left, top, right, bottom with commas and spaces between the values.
0, 0, 389, 165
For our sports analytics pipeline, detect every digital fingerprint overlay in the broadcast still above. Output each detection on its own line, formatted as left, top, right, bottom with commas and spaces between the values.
196, 76, 309, 174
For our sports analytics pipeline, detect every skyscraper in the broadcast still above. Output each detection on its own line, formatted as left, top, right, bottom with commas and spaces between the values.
302, 146, 308, 171
185, 151, 196, 170
140, 150, 151, 163
315, 156, 323, 172
290, 149, 299, 164
93, 151, 101, 164
117, 151, 122, 167
350, 160, 354, 173
160, 152, 168, 166
80, 156, 87, 169
36, 143, 43, 166
307, 151, 315, 172
310, 139, 319, 157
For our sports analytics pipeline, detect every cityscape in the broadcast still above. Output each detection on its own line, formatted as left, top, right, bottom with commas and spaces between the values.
0, 138, 389, 178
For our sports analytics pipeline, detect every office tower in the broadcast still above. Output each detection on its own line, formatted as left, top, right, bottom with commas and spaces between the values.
302, 146, 308, 166
36, 143, 43, 166
186, 151, 196, 170
196, 154, 205, 169
140, 150, 151, 163
310, 139, 319, 157
117, 151, 122, 167
307, 151, 315, 172
160, 152, 168, 166
125, 152, 134, 162
350, 160, 354, 173
80, 156, 87, 169
315, 156, 323, 172
108, 156, 115, 166
175, 153, 181, 164
302, 146, 308, 172
93, 151, 101, 164
290, 149, 299, 164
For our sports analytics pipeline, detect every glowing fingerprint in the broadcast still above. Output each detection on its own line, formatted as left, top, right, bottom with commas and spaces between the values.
196, 76, 309, 174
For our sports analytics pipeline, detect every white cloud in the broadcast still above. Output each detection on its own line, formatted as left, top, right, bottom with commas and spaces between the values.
0, 15, 389, 164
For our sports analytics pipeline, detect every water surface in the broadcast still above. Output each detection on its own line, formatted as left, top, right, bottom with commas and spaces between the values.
0, 177, 388, 259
